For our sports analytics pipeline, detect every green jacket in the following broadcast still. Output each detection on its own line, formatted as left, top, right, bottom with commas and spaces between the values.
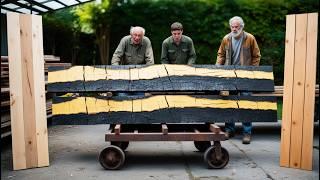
216, 31, 261, 66
161, 35, 196, 64
111, 35, 154, 65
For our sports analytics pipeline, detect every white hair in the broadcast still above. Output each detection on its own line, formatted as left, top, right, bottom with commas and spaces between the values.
229, 16, 245, 28
130, 26, 145, 36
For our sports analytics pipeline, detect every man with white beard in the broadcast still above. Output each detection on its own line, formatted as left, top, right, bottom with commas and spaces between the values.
216, 16, 261, 144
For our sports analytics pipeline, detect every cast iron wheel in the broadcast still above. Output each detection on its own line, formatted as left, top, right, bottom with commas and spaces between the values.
99, 145, 125, 170
194, 141, 211, 152
111, 141, 129, 151
204, 146, 229, 169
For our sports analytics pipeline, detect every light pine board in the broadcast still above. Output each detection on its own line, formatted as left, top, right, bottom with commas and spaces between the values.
7, 12, 49, 170
280, 13, 318, 170
301, 13, 318, 170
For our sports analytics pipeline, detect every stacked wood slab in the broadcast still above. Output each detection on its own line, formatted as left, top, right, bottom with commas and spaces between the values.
48, 64, 278, 125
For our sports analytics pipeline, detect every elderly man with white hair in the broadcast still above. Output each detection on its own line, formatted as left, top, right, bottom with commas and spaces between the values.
111, 26, 154, 65
216, 16, 261, 144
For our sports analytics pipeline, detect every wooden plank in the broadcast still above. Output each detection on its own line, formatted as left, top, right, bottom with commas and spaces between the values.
235, 66, 275, 91
289, 14, 308, 169
106, 132, 226, 141
20, 14, 39, 168
48, 65, 275, 92
30, 14, 49, 167
280, 14, 296, 168
83, 66, 107, 91
7, 12, 27, 170
301, 13, 318, 170
48, 66, 85, 92
52, 95, 277, 124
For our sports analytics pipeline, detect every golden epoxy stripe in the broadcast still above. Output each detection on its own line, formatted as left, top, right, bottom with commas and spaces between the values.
53, 95, 277, 115
236, 70, 274, 80
49, 65, 273, 83
84, 66, 107, 81
48, 66, 84, 83
52, 97, 87, 115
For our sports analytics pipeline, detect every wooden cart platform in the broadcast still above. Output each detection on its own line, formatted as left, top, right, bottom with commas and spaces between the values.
99, 123, 229, 170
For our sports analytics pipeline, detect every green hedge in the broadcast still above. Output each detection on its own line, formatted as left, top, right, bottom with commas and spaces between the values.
43, 0, 319, 85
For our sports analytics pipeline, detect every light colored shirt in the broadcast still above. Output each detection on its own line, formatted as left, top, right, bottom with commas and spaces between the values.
231, 35, 243, 65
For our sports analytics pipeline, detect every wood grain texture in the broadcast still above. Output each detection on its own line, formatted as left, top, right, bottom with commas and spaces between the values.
7, 13, 49, 170
48, 65, 275, 92
52, 95, 277, 125
301, 13, 318, 170
7, 12, 27, 170
280, 14, 296, 168
289, 14, 308, 169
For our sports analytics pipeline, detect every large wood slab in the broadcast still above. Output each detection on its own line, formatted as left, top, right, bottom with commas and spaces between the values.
52, 95, 277, 125
48, 65, 275, 92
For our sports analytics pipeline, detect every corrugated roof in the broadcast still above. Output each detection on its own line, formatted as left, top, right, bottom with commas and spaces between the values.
1, 0, 94, 14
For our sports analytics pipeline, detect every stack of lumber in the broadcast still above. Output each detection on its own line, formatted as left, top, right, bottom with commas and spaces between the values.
0, 55, 71, 138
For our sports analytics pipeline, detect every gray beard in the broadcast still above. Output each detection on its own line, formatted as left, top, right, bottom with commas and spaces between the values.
231, 28, 243, 38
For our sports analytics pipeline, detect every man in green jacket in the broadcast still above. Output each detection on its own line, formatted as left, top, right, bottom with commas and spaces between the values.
216, 16, 261, 144
111, 26, 154, 65
161, 22, 196, 64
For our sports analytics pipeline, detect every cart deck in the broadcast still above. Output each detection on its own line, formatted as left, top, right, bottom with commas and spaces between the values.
99, 123, 229, 170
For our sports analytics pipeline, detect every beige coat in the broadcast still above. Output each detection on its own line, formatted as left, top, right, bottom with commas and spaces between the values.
216, 31, 261, 66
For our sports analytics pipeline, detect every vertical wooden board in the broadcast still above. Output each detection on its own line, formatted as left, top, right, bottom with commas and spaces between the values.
31, 15, 49, 167
20, 14, 38, 168
301, 13, 318, 170
280, 14, 296, 167
7, 12, 27, 170
289, 14, 308, 169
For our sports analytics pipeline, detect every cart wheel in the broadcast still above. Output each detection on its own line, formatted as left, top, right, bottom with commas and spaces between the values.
204, 146, 229, 169
99, 145, 125, 170
194, 141, 211, 152
111, 141, 129, 151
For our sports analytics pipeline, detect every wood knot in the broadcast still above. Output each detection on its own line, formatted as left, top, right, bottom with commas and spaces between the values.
297, 82, 301, 86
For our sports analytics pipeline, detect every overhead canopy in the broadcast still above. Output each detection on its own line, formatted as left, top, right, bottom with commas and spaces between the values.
1, 0, 94, 14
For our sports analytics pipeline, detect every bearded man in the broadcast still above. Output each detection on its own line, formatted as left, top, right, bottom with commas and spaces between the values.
216, 16, 261, 144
